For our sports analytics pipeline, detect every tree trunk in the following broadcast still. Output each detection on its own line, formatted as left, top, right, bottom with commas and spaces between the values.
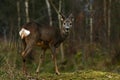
89, 0, 94, 65
12, 0, 21, 69
104, 0, 107, 30
46, 0, 52, 26
58, 0, 65, 61
17, 0, 21, 29
108, 0, 111, 44
90, 1, 93, 44
25, 0, 30, 22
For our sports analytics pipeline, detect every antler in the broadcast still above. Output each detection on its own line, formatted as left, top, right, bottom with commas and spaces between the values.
49, 0, 65, 19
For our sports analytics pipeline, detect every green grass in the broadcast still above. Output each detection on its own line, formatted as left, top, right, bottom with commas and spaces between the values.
0, 69, 120, 80
0, 43, 120, 80
38, 70, 120, 80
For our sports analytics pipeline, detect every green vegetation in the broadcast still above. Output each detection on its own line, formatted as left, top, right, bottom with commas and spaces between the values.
1, 69, 120, 80
0, 45, 120, 80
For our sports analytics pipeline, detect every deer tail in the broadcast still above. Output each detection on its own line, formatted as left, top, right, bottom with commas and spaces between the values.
19, 28, 30, 39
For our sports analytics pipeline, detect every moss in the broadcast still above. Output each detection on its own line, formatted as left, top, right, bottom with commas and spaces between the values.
0, 69, 120, 80
33, 70, 120, 80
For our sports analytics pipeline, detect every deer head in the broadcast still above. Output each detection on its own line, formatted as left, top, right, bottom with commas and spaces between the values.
61, 14, 74, 34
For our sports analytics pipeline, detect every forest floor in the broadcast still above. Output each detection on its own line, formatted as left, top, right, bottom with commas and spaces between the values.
1, 69, 120, 80
0, 44, 120, 80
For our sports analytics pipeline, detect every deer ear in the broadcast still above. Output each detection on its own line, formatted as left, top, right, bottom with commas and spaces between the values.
69, 13, 74, 21
69, 13, 73, 17
59, 12, 66, 21
60, 15, 65, 21
61, 17, 64, 21
71, 17, 74, 22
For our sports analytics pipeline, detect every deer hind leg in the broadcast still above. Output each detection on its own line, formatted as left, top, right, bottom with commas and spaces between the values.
49, 44, 60, 75
22, 58, 27, 75
36, 49, 46, 74
21, 40, 35, 75
22, 47, 32, 75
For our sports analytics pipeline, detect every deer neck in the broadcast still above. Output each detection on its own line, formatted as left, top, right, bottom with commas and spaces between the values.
60, 28, 69, 41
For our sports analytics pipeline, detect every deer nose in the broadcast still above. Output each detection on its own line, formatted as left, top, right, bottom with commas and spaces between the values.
65, 28, 69, 32
66, 28, 69, 31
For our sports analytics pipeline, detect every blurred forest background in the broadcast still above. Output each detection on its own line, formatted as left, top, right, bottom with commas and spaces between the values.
0, 0, 120, 78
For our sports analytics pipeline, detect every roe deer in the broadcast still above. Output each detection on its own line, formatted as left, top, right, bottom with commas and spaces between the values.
19, 14, 74, 75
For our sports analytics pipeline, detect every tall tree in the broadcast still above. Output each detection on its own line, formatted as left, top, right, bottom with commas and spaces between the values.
46, 0, 52, 26
17, 0, 21, 28
104, 0, 107, 31
58, 0, 65, 61
25, 0, 30, 22
108, 0, 111, 45
89, 0, 93, 44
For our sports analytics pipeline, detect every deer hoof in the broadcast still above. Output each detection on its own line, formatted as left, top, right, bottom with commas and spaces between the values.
56, 71, 60, 75
36, 71, 39, 75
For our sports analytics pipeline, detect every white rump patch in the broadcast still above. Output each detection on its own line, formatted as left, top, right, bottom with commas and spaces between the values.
19, 28, 30, 39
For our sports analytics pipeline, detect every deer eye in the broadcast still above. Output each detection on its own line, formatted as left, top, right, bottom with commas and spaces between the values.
69, 23, 72, 25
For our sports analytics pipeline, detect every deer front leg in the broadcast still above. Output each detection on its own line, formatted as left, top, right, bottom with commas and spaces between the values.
52, 52, 60, 75
49, 44, 60, 75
